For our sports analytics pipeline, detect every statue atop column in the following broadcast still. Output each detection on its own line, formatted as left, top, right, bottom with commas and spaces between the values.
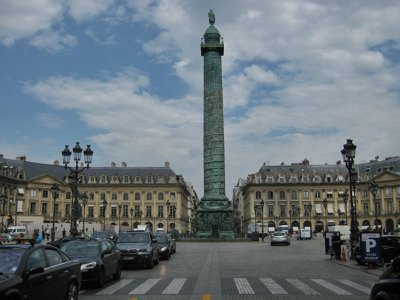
208, 9, 215, 25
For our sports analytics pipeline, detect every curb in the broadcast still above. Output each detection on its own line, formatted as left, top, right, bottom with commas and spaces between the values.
325, 258, 382, 277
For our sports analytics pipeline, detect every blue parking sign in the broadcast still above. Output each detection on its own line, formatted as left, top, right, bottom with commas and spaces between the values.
361, 232, 381, 263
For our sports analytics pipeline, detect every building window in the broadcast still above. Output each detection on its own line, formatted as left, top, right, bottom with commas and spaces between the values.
363, 203, 369, 215
279, 176, 286, 183
100, 193, 106, 200
279, 191, 285, 200
123, 175, 130, 183
135, 192, 140, 201
255, 191, 261, 199
100, 205, 106, 218
146, 206, 152, 218
135, 176, 141, 183
111, 207, 117, 218
146, 193, 152, 201
88, 206, 94, 218
314, 191, 321, 199
89, 193, 94, 200
54, 203, 59, 216
65, 204, 70, 218
170, 193, 176, 200
42, 190, 48, 198
387, 201, 392, 214
170, 205, 176, 218
134, 205, 140, 217
30, 202, 36, 214
302, 175, 309, 183
89, 176, 96, 183
123, 205, 128, 217
280, 205, 286, 218
66, 192, 71, 200
326, 192, 333, 199
112, 193, 117, 201
267, 191, 273, 200
268, 205, 274, 217
111, 176, 118, 183
376, 202, 381, 216
303, 191, 309, 199
30, 189, 37, 197
123, 193, 129, 201
290, 176, 298, 183
147, 175, 153, 183
42, 203, 48, 215
267, 176, 274, 183
385, 187, 392, 197
100, 175, 107, 183
158, 205, 164, 218
291, 191, 297, 200
158, 193, 164, 200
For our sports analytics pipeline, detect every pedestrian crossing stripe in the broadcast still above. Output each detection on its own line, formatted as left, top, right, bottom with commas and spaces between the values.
84, 277, 372, 296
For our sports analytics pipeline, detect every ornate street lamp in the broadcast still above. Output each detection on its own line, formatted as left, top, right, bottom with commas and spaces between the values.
308, 204, 313, 231
369, 182, 379, 231
253, 203, 258, 239
118, 204, 122, 234
343, 191, 348, 225
130, 207, 134, 229
297, 206, 301, 230
323, 198, 328, 232
341, 139, 358, 258
0, 193, 7, 233
81, 193, 88, 234
102, 199, 108, 231
166, 200, 170, 233
62, 142, 93, 236
50, 184, 60, 241
260, 199, 265, 242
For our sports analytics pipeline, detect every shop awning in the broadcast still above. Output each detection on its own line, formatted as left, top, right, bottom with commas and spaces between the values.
338, 203, 345, 212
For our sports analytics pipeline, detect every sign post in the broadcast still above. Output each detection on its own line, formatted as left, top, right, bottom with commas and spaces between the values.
325, 231, 340, 259
361, 232, 381, 268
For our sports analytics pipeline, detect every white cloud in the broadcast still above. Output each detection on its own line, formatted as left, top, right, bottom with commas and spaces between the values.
37, 113, 66, 129
30, 30, 77, 52
67, 0, 115, 22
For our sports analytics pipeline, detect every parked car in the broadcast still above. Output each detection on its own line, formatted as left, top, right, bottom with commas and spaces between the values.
0, 239, 81, 300
167, 233, 176, 254
91, 231, 118, 243
154, 233, 172, 260
61, 238, 121, 288
47, 234, 91, 248
271, 231, 290, 246
370, 256, 400, 300
116, 231, 159, 269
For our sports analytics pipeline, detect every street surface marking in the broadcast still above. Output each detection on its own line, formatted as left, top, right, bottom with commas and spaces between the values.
260, 278, 287, 294
162, 278, 187, 294
129, 278, 161, 295
286, 279, 320, 295
337, 279, 370, 294
311, 279, 352, 295
234, 278, 255, 294
96, 279, 134, 295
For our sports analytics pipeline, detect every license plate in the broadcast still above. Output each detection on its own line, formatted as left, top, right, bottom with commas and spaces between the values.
123, 256, 134, 260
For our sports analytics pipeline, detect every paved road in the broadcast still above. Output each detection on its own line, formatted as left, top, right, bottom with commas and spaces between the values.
79, 238, 380, 300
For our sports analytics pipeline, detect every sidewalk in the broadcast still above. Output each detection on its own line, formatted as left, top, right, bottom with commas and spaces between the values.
326, 256, 383, 277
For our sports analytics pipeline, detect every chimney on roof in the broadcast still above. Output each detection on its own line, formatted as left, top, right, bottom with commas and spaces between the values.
54, 160, 59, 166
121, 162, 127, 167
165, 161, 170, 168
16, 155, 26, 161
111, 162, 116, 168
375, 156, 379, 162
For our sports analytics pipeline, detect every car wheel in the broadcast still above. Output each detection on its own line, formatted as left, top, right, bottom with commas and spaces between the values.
113, 262, 121, 280
65, 281, 79, 300
97, 268, 106, 287
376, 257, 385, 267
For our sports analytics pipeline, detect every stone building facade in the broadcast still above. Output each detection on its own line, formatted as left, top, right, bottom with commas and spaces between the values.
233, 156, 400, 235
0, 154, 198, 236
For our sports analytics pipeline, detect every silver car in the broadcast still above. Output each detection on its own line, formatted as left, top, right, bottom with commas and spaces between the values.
271, 231, 290, 246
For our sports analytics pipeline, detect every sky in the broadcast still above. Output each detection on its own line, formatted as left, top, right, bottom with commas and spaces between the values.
1, 0, 400, 200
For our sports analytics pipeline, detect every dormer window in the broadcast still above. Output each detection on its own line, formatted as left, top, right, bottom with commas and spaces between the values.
111, 176, 119, 183
146, 175, 153, 183
135, 176, 141, 183
266, 176, 274, 183
123, 175, 130, 183
157, 176, 165, 183
89, 176, 96, 183
100, 175, 107, 183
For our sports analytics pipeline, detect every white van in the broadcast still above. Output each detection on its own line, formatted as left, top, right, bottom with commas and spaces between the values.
327, 225, 350, 242
7, 226, 28, 238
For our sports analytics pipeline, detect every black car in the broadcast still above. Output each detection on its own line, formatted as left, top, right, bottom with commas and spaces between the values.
47, 234, 91, 248
0, 240, 81, 300
91, 231, 118, 243
154, 233, 172, 260
167, 233, 176, 254
61, 238, 121, 287
370, 256, 400, 300
116, 231, 159, 269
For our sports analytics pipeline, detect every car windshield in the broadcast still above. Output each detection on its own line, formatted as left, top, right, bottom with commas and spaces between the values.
155, 235, 168, 243
274, 232, 285, 236
61, 241, 100, 257
93, 232, 108, 238
118, 233, 150, 243
0, 248, 25, 274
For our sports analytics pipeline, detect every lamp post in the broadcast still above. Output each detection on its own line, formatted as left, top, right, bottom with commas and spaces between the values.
118, 204, 122, 234
81, 193, 88, 234
253, 203, 258, 239
343, 191, 348, 225
260, 199, 265, 242
323, 198, 328, 232
102, 199, 108, 231
62, 142, 93, 236
130, 207, 134, 229
369, 182, 379, 231
341, 139, 358, 258
166, 200, 170, 233
0, 193, 6, 233
50, 184, 60, 241
153, 215, 157, 232
308, 204, 312, 231
337, 209, 342, 224
297, 206, 301, 230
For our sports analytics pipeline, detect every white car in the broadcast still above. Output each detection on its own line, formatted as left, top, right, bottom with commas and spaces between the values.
271, 231, 290, 246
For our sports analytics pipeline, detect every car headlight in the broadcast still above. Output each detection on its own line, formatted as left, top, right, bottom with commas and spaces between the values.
160, 247, 168, 252
81, 262, 97, 271
138, 248, 150, 254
